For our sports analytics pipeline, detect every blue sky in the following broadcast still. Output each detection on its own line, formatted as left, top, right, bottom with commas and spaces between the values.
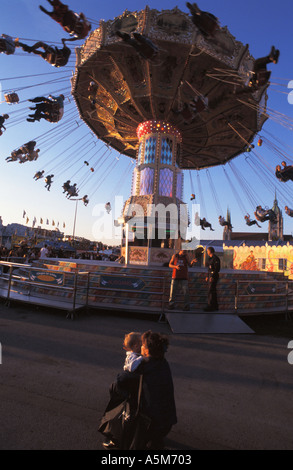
0, 0, 293, 244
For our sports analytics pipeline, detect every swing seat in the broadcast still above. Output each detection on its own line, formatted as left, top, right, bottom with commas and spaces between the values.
5, 93, 19, 104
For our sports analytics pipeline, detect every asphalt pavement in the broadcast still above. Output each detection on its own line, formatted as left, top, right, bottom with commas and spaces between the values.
0, 301, 293, 451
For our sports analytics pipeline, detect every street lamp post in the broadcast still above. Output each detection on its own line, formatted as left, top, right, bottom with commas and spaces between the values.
71, 197, 84, 247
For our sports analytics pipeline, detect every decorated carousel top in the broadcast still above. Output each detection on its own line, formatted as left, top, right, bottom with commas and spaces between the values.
72, 4, 269, 170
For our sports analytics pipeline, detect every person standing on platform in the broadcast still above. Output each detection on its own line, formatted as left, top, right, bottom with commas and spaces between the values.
204, 247, 221, 312
168, 249, 197, 311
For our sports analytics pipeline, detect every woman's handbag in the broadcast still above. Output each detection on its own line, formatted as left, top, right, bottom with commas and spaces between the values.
98, 397, 131, 446
98, 375, 151, 450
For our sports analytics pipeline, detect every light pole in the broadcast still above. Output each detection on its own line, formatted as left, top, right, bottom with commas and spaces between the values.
70, 197, 84, 247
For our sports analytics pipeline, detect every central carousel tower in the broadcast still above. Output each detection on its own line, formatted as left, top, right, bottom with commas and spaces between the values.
72, 5, 269, 265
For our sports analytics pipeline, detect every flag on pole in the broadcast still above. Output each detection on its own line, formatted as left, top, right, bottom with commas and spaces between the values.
23, 210, 26, 218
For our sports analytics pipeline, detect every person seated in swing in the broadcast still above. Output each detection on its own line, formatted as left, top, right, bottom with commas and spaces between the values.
18, 154, 29, 164
34, 170, 45, 180
275, 164, 289, 182
62, 180, 71, 193
249, 46, 280, 88
5, 142, 35, 163
116, 31, 158, 61
82, 195, 89, 206
194, 213, 215, 231
16, 38, 71, 67
0, 114, 9, 133
39, 0, 68, 24
6, 148, 23, 162
39, 0, 91, 39
70, 12, 91, 40
244, 214, 261, 228
285, 206, 293, 217
26, 148, 40, 161
66, 183, 78, 198
88, 81, 98, 109
45, 174, 54, 191
20, 141, 40, 161
0, 34, 16, 55
186, 2, 219, 37
27, 94, 65, 122
254, 205, 276, 223
218, 215, 232, 230
281, 161, 293, 180
105, 202, 111, 214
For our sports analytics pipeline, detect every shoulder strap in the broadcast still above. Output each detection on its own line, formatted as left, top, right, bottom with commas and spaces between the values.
136, 374, 143, 416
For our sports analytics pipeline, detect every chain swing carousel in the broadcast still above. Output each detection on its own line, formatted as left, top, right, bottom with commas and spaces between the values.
72, 4, 271, 267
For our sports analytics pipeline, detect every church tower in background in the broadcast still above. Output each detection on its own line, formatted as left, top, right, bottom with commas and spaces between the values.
268, 192, 283, 241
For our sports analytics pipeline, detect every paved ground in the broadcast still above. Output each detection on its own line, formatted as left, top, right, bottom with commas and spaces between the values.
0, 301, 293, 451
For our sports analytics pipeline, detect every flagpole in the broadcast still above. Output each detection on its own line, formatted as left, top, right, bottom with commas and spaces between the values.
72, 199, 79, 246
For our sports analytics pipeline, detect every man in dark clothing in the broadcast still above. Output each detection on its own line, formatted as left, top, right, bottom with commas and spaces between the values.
204, 246, 220, 312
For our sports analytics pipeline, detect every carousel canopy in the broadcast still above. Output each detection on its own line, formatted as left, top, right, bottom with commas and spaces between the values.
72, 6, 268, 170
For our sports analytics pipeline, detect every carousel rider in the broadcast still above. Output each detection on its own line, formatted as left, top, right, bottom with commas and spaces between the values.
116, 31, 158, 61
6, 149, 22, 162
218, 215, 232, 230
45, 174, 54, 191
82, 195, 89, 206
66, 183, 78, 198
285, 206, 293, 217
6, 141, 38, 163
34, 170, 45, 180
195, 212, 215, 231
105, 202, 111, 214
281, 161, 293, 181
0, 114, 9, 133
62, 180, 71, 193
20, 141, 40, 160
186, 2, 219, 37
250, 46, 280, 87
254, 205, 276, 223
0, 34, 16, 55
16, 38, 71, 67
39, 0, 91, 39
275, 162, 293, 182
27, 94, 65, 122
244, 214, 261, 228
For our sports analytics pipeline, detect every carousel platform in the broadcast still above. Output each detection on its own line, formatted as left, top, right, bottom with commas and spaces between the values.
0, 259, 291, 333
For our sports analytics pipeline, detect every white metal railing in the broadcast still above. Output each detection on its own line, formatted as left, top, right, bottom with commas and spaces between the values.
234, 279, 293, 320
0, 261, 166, 317
0, 261, 89, 316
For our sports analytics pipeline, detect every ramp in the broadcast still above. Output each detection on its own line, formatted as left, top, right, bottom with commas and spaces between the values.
166, 313, 254, 334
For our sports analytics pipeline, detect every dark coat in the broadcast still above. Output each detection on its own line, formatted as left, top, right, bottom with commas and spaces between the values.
208, 254, 221, 280
114, 357, 177, 434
